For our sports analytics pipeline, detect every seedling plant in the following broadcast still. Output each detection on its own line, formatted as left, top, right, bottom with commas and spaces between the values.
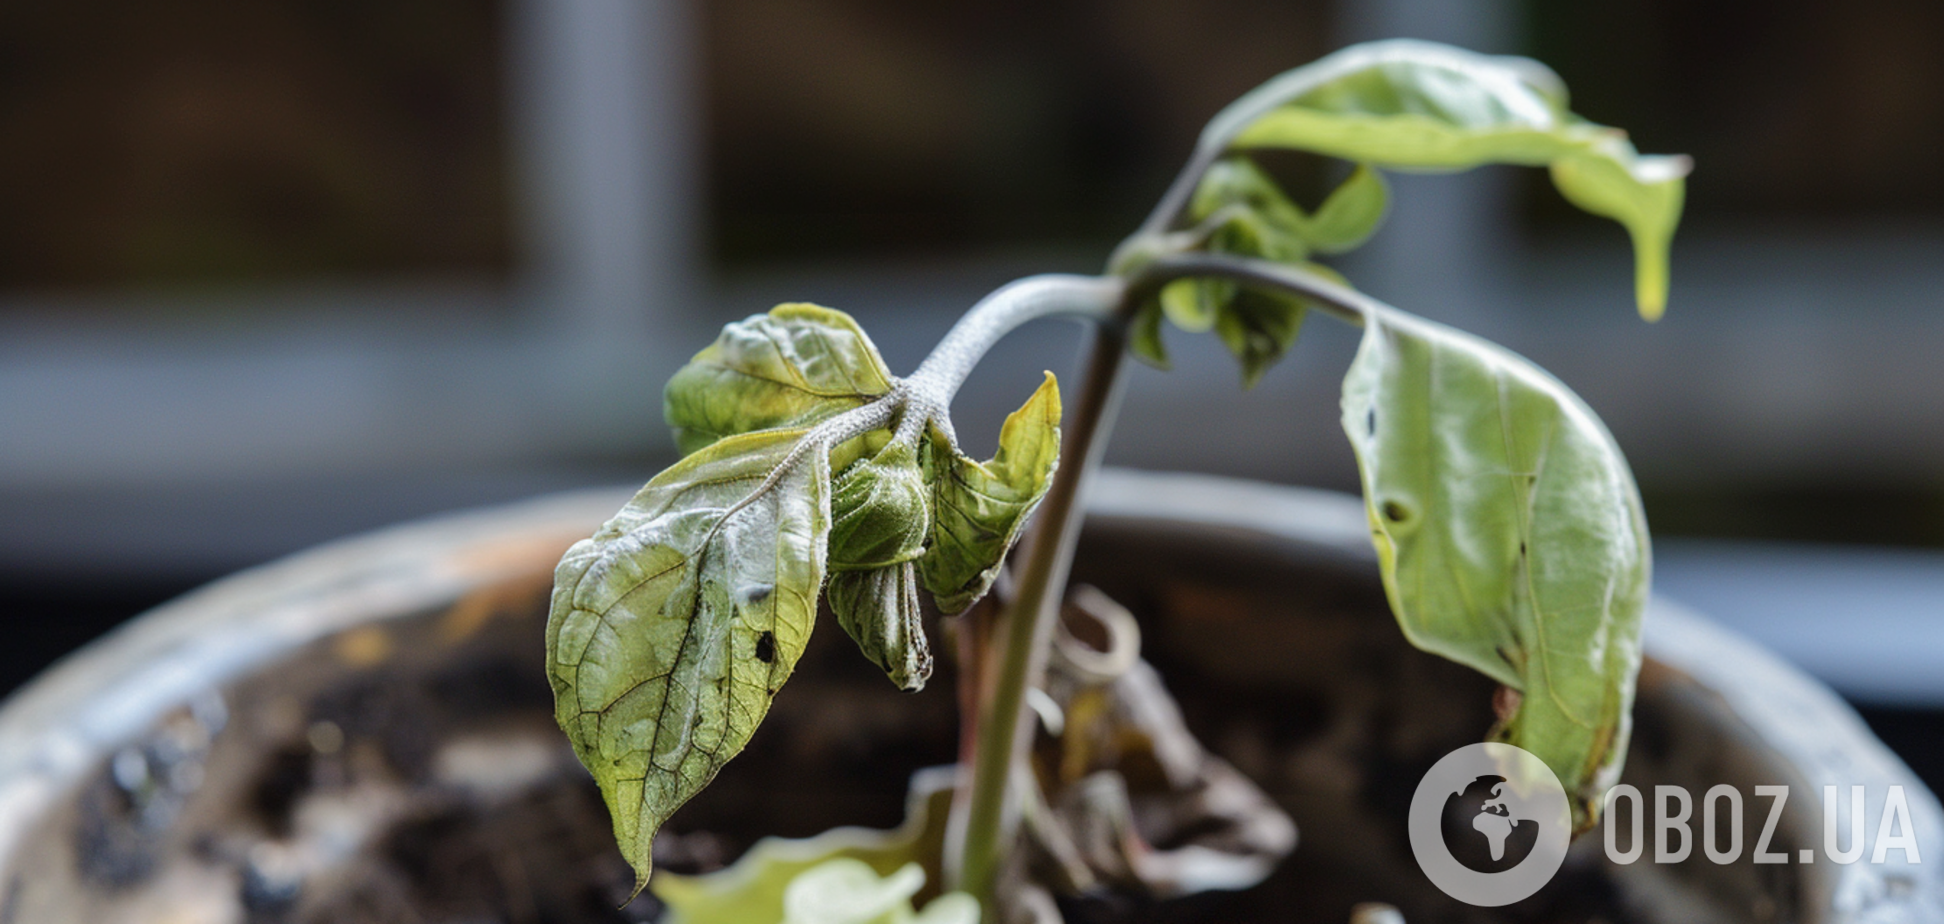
544, 40, 1690, 924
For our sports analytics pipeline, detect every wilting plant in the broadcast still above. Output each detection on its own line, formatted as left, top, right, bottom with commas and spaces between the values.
545, 40, 1689, 924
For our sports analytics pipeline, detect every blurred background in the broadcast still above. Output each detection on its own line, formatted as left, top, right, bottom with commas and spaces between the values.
2, 1, 1940, 782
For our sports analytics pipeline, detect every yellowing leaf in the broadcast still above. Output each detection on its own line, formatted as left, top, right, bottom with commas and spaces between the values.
1339, 309, 1648, 829
921, 373, 1062, 613
547, 428, 831, 889
665, 304, 896, 456
1223, 40, 1688, 318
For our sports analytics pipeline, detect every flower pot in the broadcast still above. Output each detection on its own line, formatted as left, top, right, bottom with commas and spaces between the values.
0, 470, 1936, 923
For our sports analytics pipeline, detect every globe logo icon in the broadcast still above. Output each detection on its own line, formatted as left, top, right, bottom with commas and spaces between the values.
1441, 774, 1542, 872
1409, 743, 1571, 906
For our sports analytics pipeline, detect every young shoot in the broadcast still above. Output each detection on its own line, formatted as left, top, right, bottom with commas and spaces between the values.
544, 39, 1690, 918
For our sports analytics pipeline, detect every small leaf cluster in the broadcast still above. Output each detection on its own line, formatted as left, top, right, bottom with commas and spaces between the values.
548, 304, 1058, 888
1127, 39, 1688, 389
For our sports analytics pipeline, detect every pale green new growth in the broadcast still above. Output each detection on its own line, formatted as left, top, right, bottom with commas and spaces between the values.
1341, 309, 1648, 828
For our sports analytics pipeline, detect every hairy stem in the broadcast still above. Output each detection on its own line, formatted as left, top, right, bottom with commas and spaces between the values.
904, 274, 1125, 408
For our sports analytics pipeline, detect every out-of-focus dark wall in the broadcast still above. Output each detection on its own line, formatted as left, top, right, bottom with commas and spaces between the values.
3, 1, 1942, 773
0, 0, 511, 292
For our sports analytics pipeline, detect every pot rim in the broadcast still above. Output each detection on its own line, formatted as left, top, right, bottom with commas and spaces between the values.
0, 468, 1938, 921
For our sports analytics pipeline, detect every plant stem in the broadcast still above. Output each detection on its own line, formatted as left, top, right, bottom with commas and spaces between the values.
904, 274, 1123, 406
947, 250, 1378, 911
954, 318, 1132, 908
1135, 252, 1376, 327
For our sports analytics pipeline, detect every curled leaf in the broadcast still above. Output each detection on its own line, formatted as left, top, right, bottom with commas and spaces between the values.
1224, 40, 1689, 318
1302, 162, 1389, 254
665, 303, 896, 456
921, 373, 1062, 613
1338, 308, 1648, 828
828, 441, 931, 572
1214, 288, 1307, 390
828, 563, 932, 692
1189, 156, 1387, 257
547, 428, 831, 889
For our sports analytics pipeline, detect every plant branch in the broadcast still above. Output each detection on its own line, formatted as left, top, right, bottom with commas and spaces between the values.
904, 274, 1125, 409
1130, 252, 1377, 327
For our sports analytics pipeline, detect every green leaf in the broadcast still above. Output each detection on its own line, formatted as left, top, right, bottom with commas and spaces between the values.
547, 428, 831, 890
921, 373, 1061, 613
1158, 277, 1229, 333
1129, 301, 1171, 369
1338, 308, 1648, 828
828, 440, 931, 572
1189, 157, 1387, 256
1226, 40, 1689, 318
826, 440, 935, 691
1550, 153, 1687, 321
828, 563, 932, 692
1214, 288, 1307, 389
1303, 163, 1389, 253
665, 303, 896, 456
1189, 158, 1311, 262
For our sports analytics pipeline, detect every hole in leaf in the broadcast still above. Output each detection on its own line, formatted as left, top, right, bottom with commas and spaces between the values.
754, 631, 776, 664
1382, 500, 1411, 523
1366, 408, 1377, 437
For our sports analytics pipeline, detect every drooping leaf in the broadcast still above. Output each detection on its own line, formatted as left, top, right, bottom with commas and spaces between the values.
1213, 288, 1307, 390
1222, 40, 1689, 317
548, 428, 832, 889
921, 373, 1062, 613
665, 303, 896, 456
1549, 153, 1687, 321
825, 440, 935, 691
1338, 308, 1648, 829
655, 767, 962, 924
829, 563, 932, 692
